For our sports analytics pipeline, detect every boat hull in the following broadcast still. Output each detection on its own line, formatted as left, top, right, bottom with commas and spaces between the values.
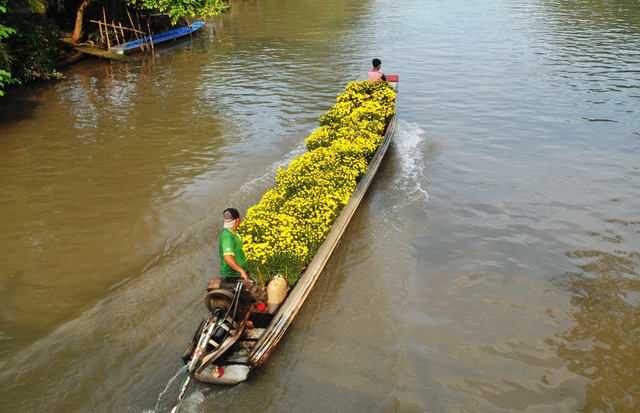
190, 79, 398, 385
110, 20, 206, 55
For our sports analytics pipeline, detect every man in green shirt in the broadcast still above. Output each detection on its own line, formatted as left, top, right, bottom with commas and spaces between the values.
219, 208, 249, 281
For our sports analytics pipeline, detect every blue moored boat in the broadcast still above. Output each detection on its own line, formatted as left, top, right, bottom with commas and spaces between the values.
110, 20, 206, 55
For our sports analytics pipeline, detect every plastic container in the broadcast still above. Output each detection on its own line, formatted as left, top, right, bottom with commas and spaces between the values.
266, 274, 288, 314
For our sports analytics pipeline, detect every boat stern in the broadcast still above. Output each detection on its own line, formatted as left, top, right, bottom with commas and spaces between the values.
193, 364, 251, 385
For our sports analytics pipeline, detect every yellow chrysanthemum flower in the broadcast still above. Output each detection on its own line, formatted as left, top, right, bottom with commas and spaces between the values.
239, 80, 395, 286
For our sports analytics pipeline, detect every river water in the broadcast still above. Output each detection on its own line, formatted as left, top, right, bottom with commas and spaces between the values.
1, 0, 639, 411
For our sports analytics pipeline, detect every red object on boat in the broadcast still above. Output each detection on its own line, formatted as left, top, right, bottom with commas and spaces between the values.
386, 74, 399, 82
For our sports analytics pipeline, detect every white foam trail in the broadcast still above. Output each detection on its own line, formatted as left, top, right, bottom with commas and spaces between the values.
145, 365, 188, 413
232, 121, 431, 219
237, 122, 431, 205
234, 141, 308, 201
183, 389, 205, 411
393, 120, 430, 204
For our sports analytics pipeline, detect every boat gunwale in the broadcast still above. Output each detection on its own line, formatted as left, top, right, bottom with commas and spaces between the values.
248, 84, 399, 366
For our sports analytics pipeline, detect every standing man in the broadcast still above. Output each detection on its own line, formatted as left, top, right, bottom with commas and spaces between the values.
368, 58, 387, 82
219, 208, 249, 281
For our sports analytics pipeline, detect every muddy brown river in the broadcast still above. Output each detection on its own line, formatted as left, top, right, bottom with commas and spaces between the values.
1, 0, 639, 411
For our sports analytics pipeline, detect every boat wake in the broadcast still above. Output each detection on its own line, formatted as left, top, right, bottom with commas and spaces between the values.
145, 365, 187, 413
391, 119, 430, 208
233, 120, 431, 213
228, 120, 432, 233
225, 141, 308, 208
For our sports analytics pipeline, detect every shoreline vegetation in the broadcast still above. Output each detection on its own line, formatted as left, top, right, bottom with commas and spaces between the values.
0, 0, 229, 96
239, 80, 396, 287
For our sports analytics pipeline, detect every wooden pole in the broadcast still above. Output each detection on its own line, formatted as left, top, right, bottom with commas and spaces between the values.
97, 21, 104, 43
135, 11, 147, 51
89, 20, 145, 35
102, 8, 111, 50
125, 6, 145, 52
112, 21, 120, 45
147, 20, 154, 51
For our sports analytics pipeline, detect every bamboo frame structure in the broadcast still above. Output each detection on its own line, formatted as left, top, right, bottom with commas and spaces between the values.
89, 18, 146, 51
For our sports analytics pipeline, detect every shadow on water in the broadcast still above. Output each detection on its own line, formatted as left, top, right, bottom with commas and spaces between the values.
0, 92, 42, 126
550, 218, 640, 412
0, 36, 207, 129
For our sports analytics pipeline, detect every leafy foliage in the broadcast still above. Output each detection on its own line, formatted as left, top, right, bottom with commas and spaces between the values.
129, 0, 229, 24
239, 80, 396, 286
4, 12, 64, 83
0, 4, 17, 96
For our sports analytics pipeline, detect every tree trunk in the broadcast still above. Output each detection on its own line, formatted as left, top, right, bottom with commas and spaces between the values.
72, 0, 93, 43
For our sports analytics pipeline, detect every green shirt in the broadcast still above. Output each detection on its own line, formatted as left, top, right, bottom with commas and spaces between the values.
219, 228, 248, 277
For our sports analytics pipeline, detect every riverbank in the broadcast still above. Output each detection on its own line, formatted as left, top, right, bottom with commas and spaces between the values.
2, 6, 219, 95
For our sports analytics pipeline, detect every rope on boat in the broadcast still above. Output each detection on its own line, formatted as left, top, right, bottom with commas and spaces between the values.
170, 281, 244, 413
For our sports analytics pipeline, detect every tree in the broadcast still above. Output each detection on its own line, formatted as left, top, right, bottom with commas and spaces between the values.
1, 0, 52, 95
72, 0, 229, 43
131, 0, 228, 24
0, 4, 17, 96
71, 0, 91, 42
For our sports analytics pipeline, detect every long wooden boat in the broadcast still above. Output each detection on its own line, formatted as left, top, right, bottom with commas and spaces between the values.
174, 77, 398, 410
110, 20, 206, 55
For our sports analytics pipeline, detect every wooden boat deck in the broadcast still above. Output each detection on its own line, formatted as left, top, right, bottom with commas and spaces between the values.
73, 46, 136, 62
